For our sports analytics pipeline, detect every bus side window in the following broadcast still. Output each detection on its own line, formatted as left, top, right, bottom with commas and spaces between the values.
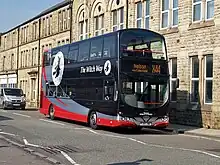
90, 38, 103, 60
68, 46, 78, 64
62, 46, 69, 64
78, 41, 90, 61
103, 35, 116, 58
43, 52, 50, 66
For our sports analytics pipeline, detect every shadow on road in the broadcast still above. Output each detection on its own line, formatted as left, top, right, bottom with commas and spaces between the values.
49, 117, 175, 135
107, 159, 153, 165
102, 127, 175, 135
0, 115, 13, 122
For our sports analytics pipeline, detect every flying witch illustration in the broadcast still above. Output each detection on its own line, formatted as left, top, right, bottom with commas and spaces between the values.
53, 56, 61, 78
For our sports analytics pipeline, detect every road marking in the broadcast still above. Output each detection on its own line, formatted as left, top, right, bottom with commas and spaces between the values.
0, 132, 17, 137
74, 128, 220, 160
13, 113, 31, 118
39, 119, 65, 126
24, 138, 80, 165
60, 151, 80, 165
180, 134, 220, 143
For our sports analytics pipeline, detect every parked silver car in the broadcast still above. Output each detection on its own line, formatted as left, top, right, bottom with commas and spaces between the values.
0, 88, 26, 110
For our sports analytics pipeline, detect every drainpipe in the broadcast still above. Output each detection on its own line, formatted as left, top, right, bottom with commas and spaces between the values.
37, 18, 41, 109
126, 0, 129, 29
69, 1, 73, 42
16, 28, 20, 88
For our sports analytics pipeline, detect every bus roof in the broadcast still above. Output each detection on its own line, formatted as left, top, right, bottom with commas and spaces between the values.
45, 28, 165, 52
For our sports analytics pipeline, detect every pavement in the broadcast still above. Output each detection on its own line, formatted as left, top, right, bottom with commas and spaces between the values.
168, 123, 220, 140
0, 138, 52, 165
1, 109, 220, 165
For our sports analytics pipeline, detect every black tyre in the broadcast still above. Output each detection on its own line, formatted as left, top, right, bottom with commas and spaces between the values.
89, 111, 98, 130
49, 105, 55, 120
3, 102, 7, 110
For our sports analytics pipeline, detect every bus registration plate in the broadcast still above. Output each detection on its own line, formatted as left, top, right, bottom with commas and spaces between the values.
139, 122, 152, 126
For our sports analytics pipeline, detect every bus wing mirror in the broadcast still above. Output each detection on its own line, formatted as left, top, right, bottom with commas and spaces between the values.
176, 78, 179, 89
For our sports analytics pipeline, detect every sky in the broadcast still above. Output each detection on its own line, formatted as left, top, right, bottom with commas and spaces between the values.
0, 0, 64, 32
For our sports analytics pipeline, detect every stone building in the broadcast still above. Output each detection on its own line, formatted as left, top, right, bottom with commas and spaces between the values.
0, 0, 219, 128
0, 0, 72, 108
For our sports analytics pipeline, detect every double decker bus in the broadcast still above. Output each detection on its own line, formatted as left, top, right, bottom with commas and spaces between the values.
40, 28, 174, 130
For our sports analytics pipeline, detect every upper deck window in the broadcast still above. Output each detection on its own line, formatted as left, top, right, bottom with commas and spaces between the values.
120, 30, 167, 60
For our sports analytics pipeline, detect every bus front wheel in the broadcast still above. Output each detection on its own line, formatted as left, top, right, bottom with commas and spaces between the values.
89, 111, 98, 130
49, 105, 55, 120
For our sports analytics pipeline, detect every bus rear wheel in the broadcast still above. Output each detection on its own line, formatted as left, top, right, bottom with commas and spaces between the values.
49, 105, 55, 120
89, 111, 98, 130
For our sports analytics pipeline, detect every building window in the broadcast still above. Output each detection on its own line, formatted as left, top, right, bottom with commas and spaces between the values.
136, 1, 150, 29
192, 0, 214, 22
20, 51, 23, 68
79, 20, 88, 40
145, 0, 150, 29
170, 58, 177, 101
58, 11, 63, 32
112, 7, 124, 31
32, 48, 34, 66
204, 55, 213, 104
206, 0, 214, 20
3, 56, 5, 71
190, 56, 199, 103
11, 54, 14, 70
67, 8, 71, 29
161, 0, 178, 29
31, 78, 36, 100
136, 2, 142, 28
192, 0, 202, 22
95, 15, 104, 36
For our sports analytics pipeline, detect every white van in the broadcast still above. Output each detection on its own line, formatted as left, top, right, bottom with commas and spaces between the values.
0, 88, 26, 110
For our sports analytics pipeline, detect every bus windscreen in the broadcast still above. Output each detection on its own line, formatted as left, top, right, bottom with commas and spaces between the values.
120, 30, 166, 60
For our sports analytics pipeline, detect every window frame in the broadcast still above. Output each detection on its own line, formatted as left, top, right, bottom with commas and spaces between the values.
136, 2, 142, 28
192, 0, 202, 23
112, 7, 124, 31
190, 56, 200, 104
161, 0, 170, 29
172, 0, 179, 27
79, 19, 88, 40
204, 55, 213, 105
94, 14, 105, 36
145, 0, 150, 29
169, 58, 177, 102
160, 0, 179, 29
205, 0, 214, 20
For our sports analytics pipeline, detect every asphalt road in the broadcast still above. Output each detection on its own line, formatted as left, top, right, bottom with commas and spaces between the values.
0, 138, 51, 165
1, 109, 220, 165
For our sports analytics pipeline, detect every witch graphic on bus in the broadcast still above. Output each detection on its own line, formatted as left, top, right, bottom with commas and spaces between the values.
53, 57, 61, 78
52, 51, 64, 86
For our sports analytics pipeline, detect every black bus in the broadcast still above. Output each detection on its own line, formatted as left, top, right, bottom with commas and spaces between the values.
40, 28, 174, 130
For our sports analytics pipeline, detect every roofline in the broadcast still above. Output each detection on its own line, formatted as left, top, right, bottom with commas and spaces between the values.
2, 0, 71, 35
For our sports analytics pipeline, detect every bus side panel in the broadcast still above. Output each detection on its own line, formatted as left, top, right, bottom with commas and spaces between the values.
96, 112, 136, 128
52, 103, 87, 123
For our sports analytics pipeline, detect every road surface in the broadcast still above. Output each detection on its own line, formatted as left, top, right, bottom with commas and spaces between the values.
0, 138, 52, 165
1, 109, 220, 165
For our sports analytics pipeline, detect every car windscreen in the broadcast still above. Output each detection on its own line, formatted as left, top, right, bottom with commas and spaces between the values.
4, 89, 23, 96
